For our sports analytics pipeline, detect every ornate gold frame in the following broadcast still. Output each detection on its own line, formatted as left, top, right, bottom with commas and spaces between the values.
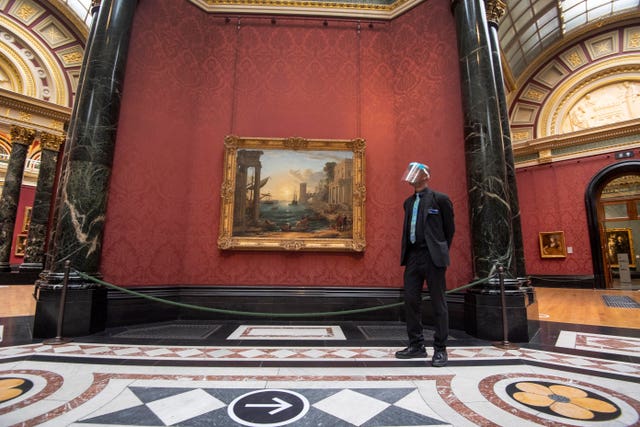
539, 231, 567, 259
218, 135, 366, 252
14, 234, 27, 257
605, 227, 636, 268
21, 206, 32, 233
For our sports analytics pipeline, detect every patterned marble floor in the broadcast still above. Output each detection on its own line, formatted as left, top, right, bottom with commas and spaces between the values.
1, 322, 639, 426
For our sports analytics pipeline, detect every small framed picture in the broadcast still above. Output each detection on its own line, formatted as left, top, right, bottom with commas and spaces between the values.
539, 231, 567, 258
21, 206, 32, 232
605, 227, 635, 268
14, 234, 27, 257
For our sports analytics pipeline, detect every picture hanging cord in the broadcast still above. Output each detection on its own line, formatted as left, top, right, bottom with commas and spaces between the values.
356, 20, 362, 138
227, 15, 371, 135
229, 17, 241, 134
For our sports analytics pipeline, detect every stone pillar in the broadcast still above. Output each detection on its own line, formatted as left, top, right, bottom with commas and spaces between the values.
485, 0, 527, 280
20, 133, 64, 271
44, 0, 100, 273
0, 126, 36, 272
34, 0, 138, 338
451, 0, 514, 280
452, 0, 537, 342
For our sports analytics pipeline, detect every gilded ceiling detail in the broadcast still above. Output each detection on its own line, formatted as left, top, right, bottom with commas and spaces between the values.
0, 0, 85, 107
510, 24, 640, 141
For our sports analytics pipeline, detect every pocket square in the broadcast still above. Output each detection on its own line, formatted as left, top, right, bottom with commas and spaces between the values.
428, 208, 440, 214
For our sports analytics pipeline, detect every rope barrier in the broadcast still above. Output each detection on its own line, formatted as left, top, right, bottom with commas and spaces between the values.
74, 270, 489, 318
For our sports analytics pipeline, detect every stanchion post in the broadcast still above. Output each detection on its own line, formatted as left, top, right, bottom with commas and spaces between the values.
493, 264, 519, 350
43, 260, 73, 345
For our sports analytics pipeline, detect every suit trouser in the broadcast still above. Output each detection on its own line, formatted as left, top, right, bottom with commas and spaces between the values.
403, 247, 449, 350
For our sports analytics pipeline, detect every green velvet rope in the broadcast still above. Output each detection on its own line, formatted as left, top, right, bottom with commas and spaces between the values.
74, 270, 489, 318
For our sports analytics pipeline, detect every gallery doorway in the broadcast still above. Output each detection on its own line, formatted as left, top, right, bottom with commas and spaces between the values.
587, 160, 640, 289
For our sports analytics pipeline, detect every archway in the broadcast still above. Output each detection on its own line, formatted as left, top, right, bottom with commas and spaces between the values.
586, 160, 640, 289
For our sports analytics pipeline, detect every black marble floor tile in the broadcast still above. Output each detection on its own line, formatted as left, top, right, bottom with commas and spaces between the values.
0, 315, 35, 347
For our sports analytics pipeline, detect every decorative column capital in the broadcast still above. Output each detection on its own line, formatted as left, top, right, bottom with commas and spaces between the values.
91, 0, 101, 14
9, 125, 36, 146
40, 132, 65, 152
485, 0, 507, 25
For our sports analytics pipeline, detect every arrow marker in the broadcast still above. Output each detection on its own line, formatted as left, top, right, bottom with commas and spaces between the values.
246, 397, 292, 415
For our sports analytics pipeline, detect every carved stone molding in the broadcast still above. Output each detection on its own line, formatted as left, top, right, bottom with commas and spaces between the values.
485, 0, 506, 25
513, 118, 640, 167
40, 132, 64, 152
9, 125, 36, 146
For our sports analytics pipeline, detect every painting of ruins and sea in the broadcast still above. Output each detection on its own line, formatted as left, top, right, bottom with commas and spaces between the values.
218, 136, 366, 252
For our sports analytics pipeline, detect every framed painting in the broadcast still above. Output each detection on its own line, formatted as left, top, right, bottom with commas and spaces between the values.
539, 231, 567, 258
605, 227, 635, 268
14, 234, 27, 257
218, 135, 366, 252
21, 206, 32, 232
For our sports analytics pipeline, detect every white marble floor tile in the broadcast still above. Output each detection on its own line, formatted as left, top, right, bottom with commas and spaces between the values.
147, 388, 225, 425
313, 388, 390, 425
464, 401, 542, 427
227, 325, 346, 340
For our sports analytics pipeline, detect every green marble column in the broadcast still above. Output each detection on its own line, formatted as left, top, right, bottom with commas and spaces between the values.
452, 0, 537, 342
44, 0, 100, 272
20, 133, 63, 271
34, 0, 137, 338
451, 0, 514, 281
0, 126, 36, 272
486, 0, 527, 281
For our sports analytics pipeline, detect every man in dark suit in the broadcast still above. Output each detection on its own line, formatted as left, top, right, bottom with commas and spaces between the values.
396, 162, 455, 367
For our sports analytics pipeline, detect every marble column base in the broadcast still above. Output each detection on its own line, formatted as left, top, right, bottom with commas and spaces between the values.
19, 262, 43, 272
33, 287, 107, 338
464, 287, 539, 342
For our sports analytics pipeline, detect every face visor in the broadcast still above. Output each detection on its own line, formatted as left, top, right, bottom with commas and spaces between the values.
401, 162, 430, 184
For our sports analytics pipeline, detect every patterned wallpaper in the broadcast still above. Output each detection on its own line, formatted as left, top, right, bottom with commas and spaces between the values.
517, 153, 620, 276
101, 0, 473, 289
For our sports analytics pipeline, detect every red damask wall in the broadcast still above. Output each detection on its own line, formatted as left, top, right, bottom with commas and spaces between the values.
517, 153, 622, 276
101, 0, 471, 288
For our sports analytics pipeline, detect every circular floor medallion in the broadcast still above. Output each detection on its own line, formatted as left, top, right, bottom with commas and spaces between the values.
506, 380, 621, 422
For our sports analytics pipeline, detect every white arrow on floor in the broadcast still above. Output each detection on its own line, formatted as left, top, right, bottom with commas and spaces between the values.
245, 397, 292, 415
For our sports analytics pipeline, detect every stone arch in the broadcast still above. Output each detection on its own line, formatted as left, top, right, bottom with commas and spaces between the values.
586, 160, 640, 289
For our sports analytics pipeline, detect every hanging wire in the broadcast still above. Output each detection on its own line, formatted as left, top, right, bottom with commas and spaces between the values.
229, 18, 241, 134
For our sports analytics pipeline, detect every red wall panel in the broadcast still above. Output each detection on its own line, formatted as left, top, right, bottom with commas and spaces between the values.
517, 154, 622, 276
102, 0, 472, 289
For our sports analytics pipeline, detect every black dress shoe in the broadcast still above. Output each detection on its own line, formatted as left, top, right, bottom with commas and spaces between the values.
431, 349, 448, 367
395, 346, 427, 359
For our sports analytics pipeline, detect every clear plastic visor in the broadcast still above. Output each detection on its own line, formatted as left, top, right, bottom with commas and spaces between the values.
401, 163, 429, 184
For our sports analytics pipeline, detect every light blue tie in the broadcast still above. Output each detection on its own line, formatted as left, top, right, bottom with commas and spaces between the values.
410, 193, 420, 244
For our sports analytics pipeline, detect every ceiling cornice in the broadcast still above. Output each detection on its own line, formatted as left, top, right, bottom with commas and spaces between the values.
189, 0, 424, 20
0, 88, 70, 133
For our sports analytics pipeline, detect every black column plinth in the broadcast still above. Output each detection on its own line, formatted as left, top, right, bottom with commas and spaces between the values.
33, 287, 107, 338
464, 287, 539, 342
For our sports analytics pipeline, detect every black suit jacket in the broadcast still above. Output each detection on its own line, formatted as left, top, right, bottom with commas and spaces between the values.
400, 188, 455, 267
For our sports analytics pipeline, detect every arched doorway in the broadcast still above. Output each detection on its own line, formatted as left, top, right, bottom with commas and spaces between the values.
586, 160, 640, 289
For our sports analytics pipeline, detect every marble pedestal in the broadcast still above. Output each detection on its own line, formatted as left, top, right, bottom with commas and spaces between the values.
464, 287, 539, 342
33, 287, 107, 338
